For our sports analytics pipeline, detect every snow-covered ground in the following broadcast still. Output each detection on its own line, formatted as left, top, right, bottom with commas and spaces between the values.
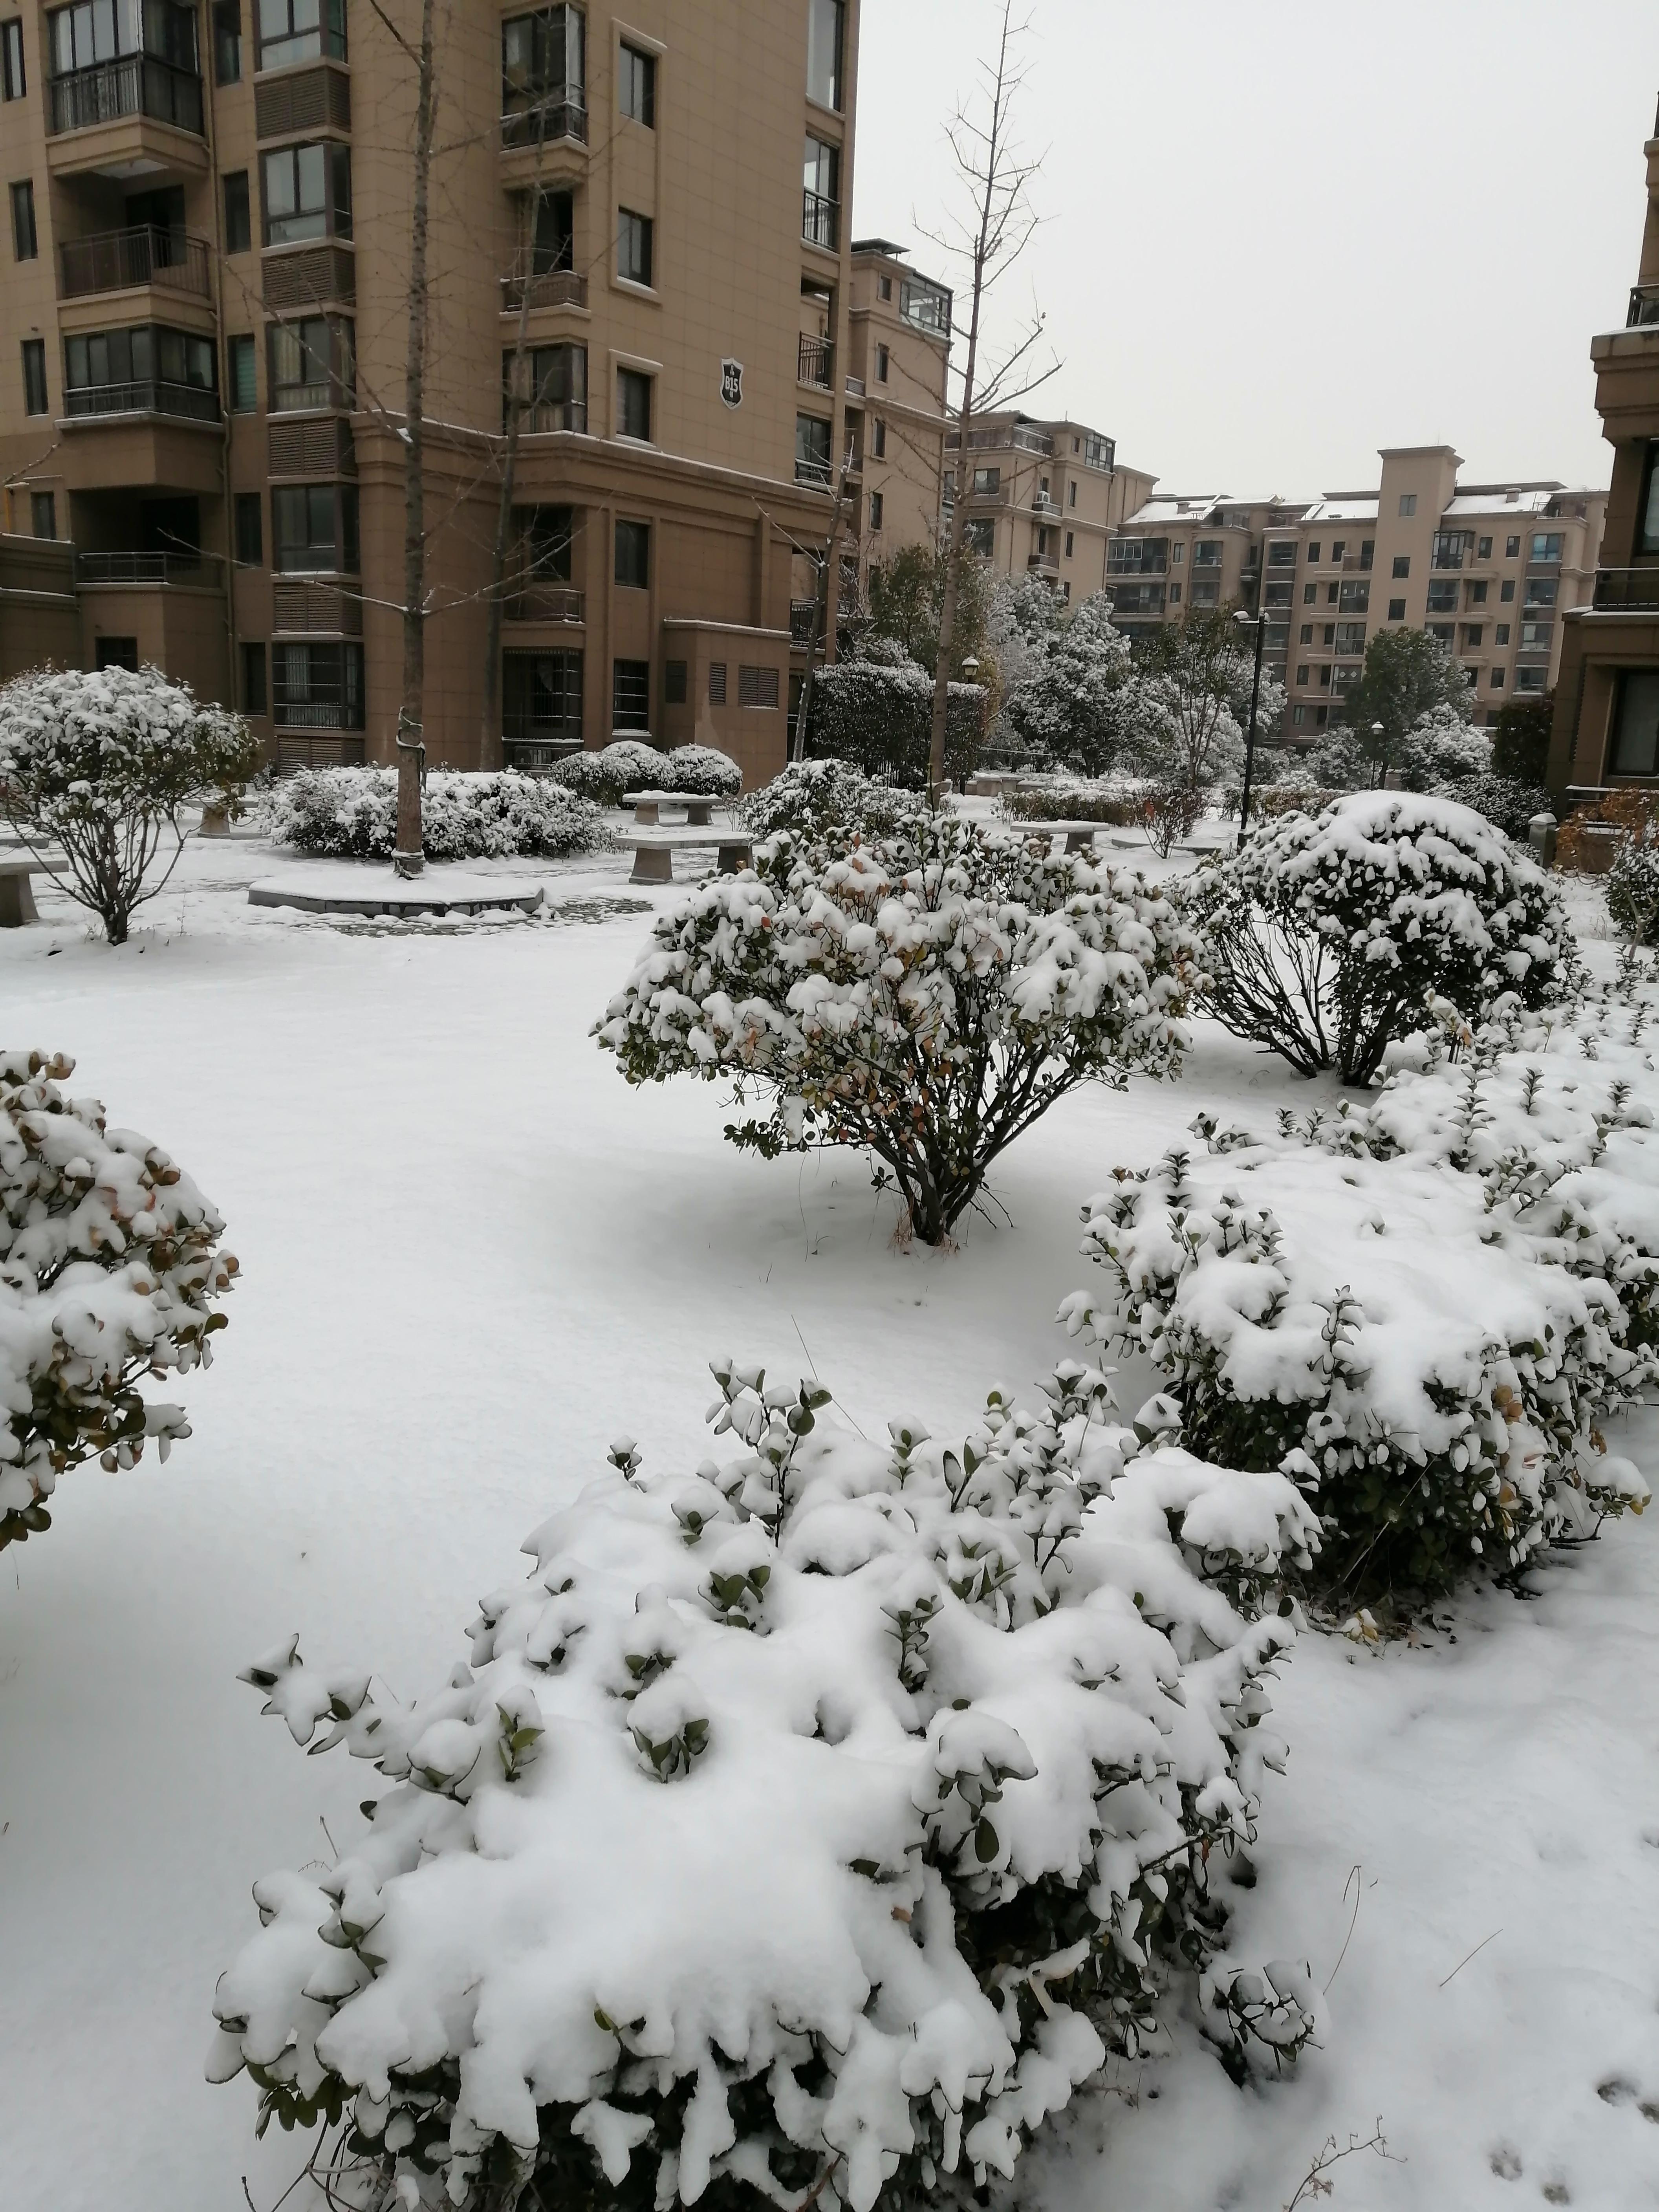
1, 828, 1656, 2212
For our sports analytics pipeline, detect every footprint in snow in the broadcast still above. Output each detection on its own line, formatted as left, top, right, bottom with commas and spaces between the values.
1541, 2184, 1571, 2205
1596, 2077, 1637, 2105
1490, 2145, 1523, 2181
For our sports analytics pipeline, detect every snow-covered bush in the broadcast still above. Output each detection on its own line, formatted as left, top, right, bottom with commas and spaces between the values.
0, 663, 261, 943
1002, 594, 1136, 776
548, 742, 670, 808
740, 759, 924, 844
1002, 776, 1147, 827
264, 769, 606, 860
807, 660, 985, 787
1432, 774, 1553, 844
1190, 792, 1574, 1084
596, 815, 1197, 1244
1064, 1124, 1652, 1604
665, 745, 743, 797
1131, 611, 1287, 797
0, 1049, 237, 1553
211, 1353, 1318, 2210
1606, 819, 1659, 946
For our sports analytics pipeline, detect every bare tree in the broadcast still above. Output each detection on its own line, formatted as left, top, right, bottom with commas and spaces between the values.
922, 4, 1056, 795
790, 432, 861, 762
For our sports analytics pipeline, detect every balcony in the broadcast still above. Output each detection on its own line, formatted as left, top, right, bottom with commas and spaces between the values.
1592, 568, 1659, 610
500, 98, 587, 150
845, 373, 865, 399
790, 598, 818, 646
802, 189, 838, 251
518, 400, 588, 434
948, 425, 1053, 458
60, 226, 211, 301
505, 584, 584, 623
1028, 549, 1059, 576
48, 56, 203, 139
500, 266, 588, 313
795, 457, 833, 489
1031, 494, 1060, 518
64, 379, 219, 423
503, 737, 580, 771
76, 550, 206, 584
1628, 284, 1659, 329
798, 335, 834, 390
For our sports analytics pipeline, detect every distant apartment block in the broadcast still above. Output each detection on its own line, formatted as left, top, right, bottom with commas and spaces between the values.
945, 413, 1155, 599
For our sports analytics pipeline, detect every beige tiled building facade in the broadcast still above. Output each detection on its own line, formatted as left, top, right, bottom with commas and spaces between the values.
946, 411, 1154, 602
1112, 452, 1606, 740
0, 0, 873, 784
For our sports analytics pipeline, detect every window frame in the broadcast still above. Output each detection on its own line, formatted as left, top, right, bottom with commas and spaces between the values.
271, 639, 364, 731
612, 656, 650, 732
223, 169, 251, 254
9, 177, 35, 260
21, 336, 47, 415
618, 39, 654, 126
1, 17, 24, 99
806, 0, 844, 111
234, 491, 263, 566
616, 205, 653, 289
505, 340, 587, 433
266, 311, 353, 412
30, 489, 56, 539
256, 0, 346, 73
615, 364, 652, 442
614, 517, 650, 589
226, 330, 256, 411
260, 140, 352, 249
213, 0, 240, 82
241, 640, 267, 714
271, 481, 359, 574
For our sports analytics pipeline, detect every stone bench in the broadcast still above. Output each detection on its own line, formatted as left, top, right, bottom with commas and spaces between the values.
623, 790, 722, 827
0, 852, 64, 926
1009, 819, 1110, 854
621, 825, 754, 884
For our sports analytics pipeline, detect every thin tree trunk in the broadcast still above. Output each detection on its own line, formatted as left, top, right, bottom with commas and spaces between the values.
394, 0, 437, 877
793, 444, 855, 764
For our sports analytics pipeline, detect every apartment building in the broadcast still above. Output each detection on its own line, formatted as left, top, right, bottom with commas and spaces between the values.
833, 236, 950, 618
1102, 494, 1302, 647
945, 411, 1154, 601
0, 0, 865, 785
1549, 97, 1659, 795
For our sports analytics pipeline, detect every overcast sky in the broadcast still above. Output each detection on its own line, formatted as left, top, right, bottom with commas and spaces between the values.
851, 0, 1658, 499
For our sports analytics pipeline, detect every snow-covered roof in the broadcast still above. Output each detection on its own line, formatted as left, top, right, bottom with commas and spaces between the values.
1120, 495, 1228, 527
1442, 489, 1559, 519
1298, 496, 1381, 525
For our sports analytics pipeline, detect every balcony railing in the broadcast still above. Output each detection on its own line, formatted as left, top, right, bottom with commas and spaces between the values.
1593, 567, 1659, 610
76, 550, 206, 583
1028, 549, 1059, 575
64, 379, 220, 422
273, 701, 364, 731
500, 97, 587, 150
798, 335, 834, 389
802, 189, 838, 250
505, 584, 584, 623
500, 266, 588, 311
948, 425, 1052, 457
1031, 494, 1060, 517
518, 399, 587, 434
1107, 553, 1167, 575
790, 598, 818, 646
795, 456, 833, 488
59, 225, 211, 300
503, 736, 581, 771
1628, 284, 1659, 329
48, 55, 204, 138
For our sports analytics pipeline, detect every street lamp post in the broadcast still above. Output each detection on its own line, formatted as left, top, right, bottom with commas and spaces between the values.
1233, 607, 1267, 842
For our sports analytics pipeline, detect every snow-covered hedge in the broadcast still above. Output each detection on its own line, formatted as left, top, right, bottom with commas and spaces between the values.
1190, 792, 1574, 1084
263, 769, 607, 860
550, 744, 742, 807
212, 1355, 1320, 2210
0, 662, 262, 942
739, 760, 924, 844
1606, 821, 1659, 947
0, 1049, 237, 1552
806, 661, 986, 788
1431, 774, 1554, 845
595, 815, 1196, 1245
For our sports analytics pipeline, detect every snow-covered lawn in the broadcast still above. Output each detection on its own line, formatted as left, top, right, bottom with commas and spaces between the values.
2, 831, 1657, 2212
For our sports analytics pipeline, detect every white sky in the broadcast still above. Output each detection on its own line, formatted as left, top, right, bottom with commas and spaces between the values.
850, 0, 1659, 499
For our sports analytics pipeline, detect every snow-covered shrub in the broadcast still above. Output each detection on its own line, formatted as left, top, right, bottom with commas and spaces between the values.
1395, 703, 1491, 791
0, 1049, 237, 1553
1064, 1127, 1652, 1603
807, 660, 986, 787
1606, 818, 1659, 947
0, 663, 261, 943
212, 1354, 1317, 2210
264, 769, 606, 860
1002, 594, 1136, 776
548, 741, 669, 808
1432, 774, 1553, 844
596, 815, 1197, 1244
665, 745, 743, 797
1002, 776, 1147, 827
1190, 792, 1574, 1084
740, 759, 924, 844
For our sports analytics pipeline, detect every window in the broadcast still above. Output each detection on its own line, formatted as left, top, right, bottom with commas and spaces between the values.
663, 659, 686, 706
1642, 441, 1659, 553
964, 518, 995, 556
1317, 666, 1331, 689
1299, 623, 1313, 644
806, 0, 843, 110
1169, 581, 1181, 605
1389, 555, 1409, 580
234, 492, 262, 565
1462, 624, 1483, 648
262, 143, 352, 247
616, 365, 652, 441
872, 418, 885, 460
1322, 625, 1335, 646
1520, 620, 1553, 650
1398, 493, 1417, 517
1524, 577, 1558, 607
1331, 540, 1346, 562
795, 412, 831, 485
1505, 535, 1521, 559
708, 662, 726, 704
619, 40, 654, 125
272, 641, 364, 730
502, 648, 582, 744
256, 0, 345, 70
1426, 579, 1458, 612
506, 341, 586, 432
64, 324, 215, 407
1335, 623, 1366, 656
1496, 623, 1510, 645
20, 337, 46, 415
614, 518, 650, 588
1295, 665, 1309, 686
501, 5, 585, 142
1360, 540, 1375, 571
1302, 582, 1317, 604
1515, 668, 1546, 694
30, 490, 55, 538
272, 483, 358, 572
267, 314, 352, 410
971, 466, 999, 495
877, 273, 891, 301
1267, 542, 1296, 566
1064, 529, 1074, 558
514, 504, 573, 584
1339, 581, 1369, 612
1530, 532, 1563, 563
1430, 530, 1468, 569
1170, 541, 1183, 563
803, 134, 838, 248
9, 178, 34, 260
1477, 536, 1492, 560
1490, 667, 1505, 689
870, 490, 884, 531
612, 658, 650, 731
1500, 579, 1516, 603
529, 187, 573, 273
1427, 623, 1454, 645
1068, 481, 1076, 509
1326, 582, 1340, 605
227, 332, 256, 410
875, 343, 889, 383
1263, 581, 1292, 608
738, 663, 779, 709
241, 641, 266, 713
223, 171, 250, 254
1468, 580, 1488, 605
1307, 542, 1321, 565
1, 18, 23, 99
1610, 671, 1659, 773
95, 637, 139, 672
1388, 597, 1406, 622
617, 206, 652, 287
1195, 540, 1221, 568
213, 0, 239, 81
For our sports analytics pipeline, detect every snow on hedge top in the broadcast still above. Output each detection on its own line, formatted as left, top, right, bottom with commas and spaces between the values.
0, 661, 255, 815
262, 767, 606, 861
0, 1049, 236, 1545
213, 1364, 1309, 2212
